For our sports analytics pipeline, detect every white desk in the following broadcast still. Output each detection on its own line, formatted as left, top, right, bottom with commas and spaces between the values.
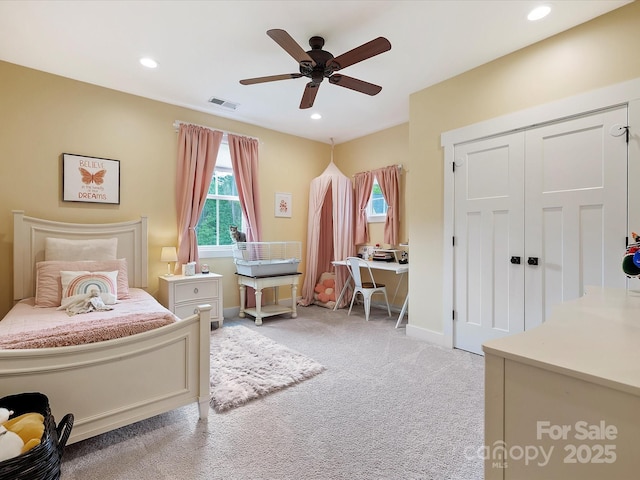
332, 259, 409, 327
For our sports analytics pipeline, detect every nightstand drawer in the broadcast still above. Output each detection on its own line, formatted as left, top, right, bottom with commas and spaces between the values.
175, 300, 219, 320
174, 279, 219, 302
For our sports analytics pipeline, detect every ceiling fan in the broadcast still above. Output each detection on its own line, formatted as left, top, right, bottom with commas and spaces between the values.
239, 29, 391, 109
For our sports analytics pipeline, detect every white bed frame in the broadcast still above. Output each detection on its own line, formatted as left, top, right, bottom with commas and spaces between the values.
0, 211, 211, 444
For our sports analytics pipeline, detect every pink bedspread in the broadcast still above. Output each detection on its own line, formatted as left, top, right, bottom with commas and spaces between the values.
0, 289, 177, 349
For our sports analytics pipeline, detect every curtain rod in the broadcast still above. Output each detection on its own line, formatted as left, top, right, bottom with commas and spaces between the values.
172, 120, 260, 141
353, 164, 404, 177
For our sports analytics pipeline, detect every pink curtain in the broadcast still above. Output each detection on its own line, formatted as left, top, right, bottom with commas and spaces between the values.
228, 134, 262, 308
374, 165, 400, 245
228, 134, 262, 242
175, 124, 223, 272
354, 171, 374, 245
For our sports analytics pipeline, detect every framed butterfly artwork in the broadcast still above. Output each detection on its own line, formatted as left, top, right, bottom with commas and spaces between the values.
62, 153, 120, 204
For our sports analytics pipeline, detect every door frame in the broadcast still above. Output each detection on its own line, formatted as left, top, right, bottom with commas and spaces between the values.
441, 77, 640, 350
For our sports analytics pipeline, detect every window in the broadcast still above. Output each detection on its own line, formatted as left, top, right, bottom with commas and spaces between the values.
196, 140, 244, 257
366, 177, 388, 223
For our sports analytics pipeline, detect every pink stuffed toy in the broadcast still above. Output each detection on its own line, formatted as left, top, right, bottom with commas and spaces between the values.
315, 278, 336, 303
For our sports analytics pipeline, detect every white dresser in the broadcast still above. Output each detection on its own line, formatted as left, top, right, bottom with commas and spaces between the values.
158, 273, 223, 326
483, 287, 640, 479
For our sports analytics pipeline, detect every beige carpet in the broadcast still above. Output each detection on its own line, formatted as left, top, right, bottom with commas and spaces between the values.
61, 305, 484, 480
210, 325, 325, 412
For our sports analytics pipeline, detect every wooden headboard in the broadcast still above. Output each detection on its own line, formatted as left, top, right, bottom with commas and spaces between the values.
12, 210, 148, 301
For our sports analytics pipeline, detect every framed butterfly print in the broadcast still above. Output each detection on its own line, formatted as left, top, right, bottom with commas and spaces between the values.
62, 153, 120, 204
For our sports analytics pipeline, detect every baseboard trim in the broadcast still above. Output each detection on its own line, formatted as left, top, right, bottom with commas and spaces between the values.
406, 324, 451, 348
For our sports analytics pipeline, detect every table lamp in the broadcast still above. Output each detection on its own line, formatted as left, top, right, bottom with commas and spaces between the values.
161, 246, 178, 276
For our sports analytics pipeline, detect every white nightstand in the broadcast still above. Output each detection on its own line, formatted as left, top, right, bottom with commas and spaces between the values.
158, 273, 223, 326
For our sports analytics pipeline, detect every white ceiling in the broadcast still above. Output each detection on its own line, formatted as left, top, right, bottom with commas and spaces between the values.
0, 1, 631, 144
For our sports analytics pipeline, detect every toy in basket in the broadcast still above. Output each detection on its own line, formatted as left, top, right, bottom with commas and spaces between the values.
232, 241, 301, 277
0, 393, 73, 480
622, 231, 640, 277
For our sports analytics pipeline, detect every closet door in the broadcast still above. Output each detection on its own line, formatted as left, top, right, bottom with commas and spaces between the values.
524, 106, 628, 329
453, 133, 525, 355
453, 106, 628, 355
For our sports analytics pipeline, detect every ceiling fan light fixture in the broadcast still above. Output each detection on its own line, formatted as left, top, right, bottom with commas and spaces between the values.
139, 57, 158, 68
528, 5, 551, 21
239, 29, 391, 110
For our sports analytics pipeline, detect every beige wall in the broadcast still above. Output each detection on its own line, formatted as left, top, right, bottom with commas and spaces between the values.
0, 61, 329, 317
406, 1, 640, 336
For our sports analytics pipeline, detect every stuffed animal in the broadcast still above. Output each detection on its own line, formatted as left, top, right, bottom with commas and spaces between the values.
0, 425, 23, 462
0, 407, 44, 462
0, 408, 22, 462
314, 275, 336, 304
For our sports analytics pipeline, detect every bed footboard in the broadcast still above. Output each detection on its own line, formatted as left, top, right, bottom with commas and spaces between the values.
0, 305, 212, 444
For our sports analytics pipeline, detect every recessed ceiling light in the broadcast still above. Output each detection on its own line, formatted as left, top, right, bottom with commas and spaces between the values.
139, 57, 158, 68
310, 113, 322, 120
528, 5, 551, 21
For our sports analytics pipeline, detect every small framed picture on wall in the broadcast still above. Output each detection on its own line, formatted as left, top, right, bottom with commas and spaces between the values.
62, 153, 120, 204
275, 192, 292, 218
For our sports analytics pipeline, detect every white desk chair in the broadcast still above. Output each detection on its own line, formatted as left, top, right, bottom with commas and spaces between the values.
345, 257, 391, 321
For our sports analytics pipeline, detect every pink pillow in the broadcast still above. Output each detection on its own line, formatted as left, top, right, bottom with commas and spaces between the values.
35, 259, 130, 307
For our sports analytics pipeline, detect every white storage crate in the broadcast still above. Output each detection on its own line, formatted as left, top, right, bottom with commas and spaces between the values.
232, 241, 301, 277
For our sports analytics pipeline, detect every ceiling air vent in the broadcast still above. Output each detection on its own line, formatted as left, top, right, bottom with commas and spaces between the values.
208, 96, 239, 111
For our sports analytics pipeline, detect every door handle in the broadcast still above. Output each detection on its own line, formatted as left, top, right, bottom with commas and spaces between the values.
527, 257, 539, 266
510, 256, 521, 265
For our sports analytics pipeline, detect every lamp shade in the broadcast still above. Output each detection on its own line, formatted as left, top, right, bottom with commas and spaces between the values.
161, 246, 178, 263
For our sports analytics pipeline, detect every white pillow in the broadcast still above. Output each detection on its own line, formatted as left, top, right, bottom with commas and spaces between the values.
60, 270, 118, 305
45, 237, 118, 261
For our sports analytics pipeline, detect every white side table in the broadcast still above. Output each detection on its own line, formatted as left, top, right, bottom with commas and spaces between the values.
237, 273, 300, 326
158, 273, 223, 326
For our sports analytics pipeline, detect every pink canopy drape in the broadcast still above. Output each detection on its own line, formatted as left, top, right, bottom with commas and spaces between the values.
175, 124, 223, 272
299, 162, 354, 307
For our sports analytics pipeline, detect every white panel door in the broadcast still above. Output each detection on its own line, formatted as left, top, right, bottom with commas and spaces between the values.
454, 106, 628, 354
453, 133, 525, 354
524, 106, 628, 329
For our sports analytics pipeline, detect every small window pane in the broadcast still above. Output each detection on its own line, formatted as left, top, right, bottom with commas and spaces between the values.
367, 178, 388, 222
371, 191, 387, 215
197, 197, 243, 246
216, 172, 238, 196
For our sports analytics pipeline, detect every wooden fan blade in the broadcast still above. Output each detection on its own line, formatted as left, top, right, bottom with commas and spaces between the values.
300, 82, 320, 109
328, 74, 382, 96
267, 29, 316, 67
327, 37, 391, 71
240, 73, 303, 85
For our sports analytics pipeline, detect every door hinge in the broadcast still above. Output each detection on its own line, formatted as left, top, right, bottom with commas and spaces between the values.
452, 162, 456, 173
452, 236, 455, 247
452, 310, 455, 321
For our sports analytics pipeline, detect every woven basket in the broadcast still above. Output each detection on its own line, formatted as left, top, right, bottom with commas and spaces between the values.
0, 392, 73, 480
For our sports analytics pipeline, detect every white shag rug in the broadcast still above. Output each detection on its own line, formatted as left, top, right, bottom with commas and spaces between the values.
210, 325, 326, 412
